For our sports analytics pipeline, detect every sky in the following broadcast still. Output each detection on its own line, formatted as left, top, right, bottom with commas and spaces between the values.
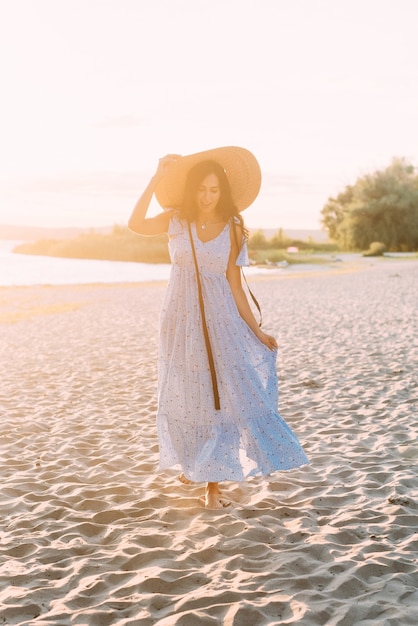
1, 0, 418, 231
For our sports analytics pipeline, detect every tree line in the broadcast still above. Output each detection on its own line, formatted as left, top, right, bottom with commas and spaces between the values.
321, 158, 418, 251
14, 225, 336, 266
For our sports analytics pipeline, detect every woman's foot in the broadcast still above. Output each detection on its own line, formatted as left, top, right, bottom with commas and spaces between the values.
205, 482, 226, 509
179, 473, 195, 485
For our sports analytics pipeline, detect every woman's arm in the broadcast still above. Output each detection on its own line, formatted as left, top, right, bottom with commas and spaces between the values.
128, 154, 180, 235
226, 223, 278, 351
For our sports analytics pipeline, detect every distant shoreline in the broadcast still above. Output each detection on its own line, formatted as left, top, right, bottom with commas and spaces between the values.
0, 224, 330, 243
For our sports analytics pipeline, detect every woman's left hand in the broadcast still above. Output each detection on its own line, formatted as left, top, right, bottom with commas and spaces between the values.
257, 330, 278, 351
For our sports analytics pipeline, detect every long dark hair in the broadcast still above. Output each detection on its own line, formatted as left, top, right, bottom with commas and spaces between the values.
178, 160, 246, 234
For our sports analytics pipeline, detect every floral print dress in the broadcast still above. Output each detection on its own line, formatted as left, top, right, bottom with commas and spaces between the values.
156, 214, 308, 482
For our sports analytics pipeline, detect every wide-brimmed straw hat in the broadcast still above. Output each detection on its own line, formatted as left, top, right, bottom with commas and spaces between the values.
154, 146, 261, 212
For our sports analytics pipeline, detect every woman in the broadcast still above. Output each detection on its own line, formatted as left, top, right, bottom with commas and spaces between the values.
129, 146, 308, 508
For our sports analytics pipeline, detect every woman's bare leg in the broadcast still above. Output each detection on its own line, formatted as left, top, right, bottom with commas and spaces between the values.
205, 482, 224, 509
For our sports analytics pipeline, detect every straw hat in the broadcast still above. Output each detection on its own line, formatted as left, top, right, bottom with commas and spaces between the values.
154, 146, 261, 212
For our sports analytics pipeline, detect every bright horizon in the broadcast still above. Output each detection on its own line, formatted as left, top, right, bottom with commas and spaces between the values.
1, 0, 418, 231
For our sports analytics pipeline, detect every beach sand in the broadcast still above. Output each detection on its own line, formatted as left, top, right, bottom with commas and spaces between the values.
1, 258, 417, 625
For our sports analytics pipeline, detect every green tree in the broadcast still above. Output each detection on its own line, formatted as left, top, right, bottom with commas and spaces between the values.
269, 228, 289, 249
321, 158, 418, 251
248, 229, 268, 249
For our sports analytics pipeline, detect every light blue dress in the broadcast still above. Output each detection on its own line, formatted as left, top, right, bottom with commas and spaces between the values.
157, 214, 308, 482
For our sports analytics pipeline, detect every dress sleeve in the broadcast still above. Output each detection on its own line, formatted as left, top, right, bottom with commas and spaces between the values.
232, 216, 250, 267
167, 211, 184, 237
236, 238, 250, 267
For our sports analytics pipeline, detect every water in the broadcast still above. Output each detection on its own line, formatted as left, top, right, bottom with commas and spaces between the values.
0, 240, 285, 287
0, 240, 172, 286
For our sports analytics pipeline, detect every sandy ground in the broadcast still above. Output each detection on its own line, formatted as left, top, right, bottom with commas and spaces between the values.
0, 258, 417, 626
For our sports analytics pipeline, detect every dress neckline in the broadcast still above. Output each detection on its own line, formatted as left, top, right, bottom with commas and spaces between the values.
193, 221, 229, 244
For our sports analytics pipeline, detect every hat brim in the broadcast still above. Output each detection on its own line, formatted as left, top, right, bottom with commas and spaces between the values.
154, 146, 261, 212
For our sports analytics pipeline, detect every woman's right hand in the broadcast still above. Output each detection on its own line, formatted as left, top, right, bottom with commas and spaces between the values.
154, 154, 181, 182
129, 154, 181, 234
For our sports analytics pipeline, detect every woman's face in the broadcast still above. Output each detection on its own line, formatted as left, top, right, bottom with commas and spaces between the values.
196, 173, 221, 216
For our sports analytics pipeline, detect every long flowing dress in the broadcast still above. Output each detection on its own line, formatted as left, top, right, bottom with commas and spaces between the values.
157, 214, 308, 482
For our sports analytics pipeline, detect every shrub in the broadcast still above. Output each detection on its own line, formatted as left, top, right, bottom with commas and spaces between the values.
362, 241, 386, 257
